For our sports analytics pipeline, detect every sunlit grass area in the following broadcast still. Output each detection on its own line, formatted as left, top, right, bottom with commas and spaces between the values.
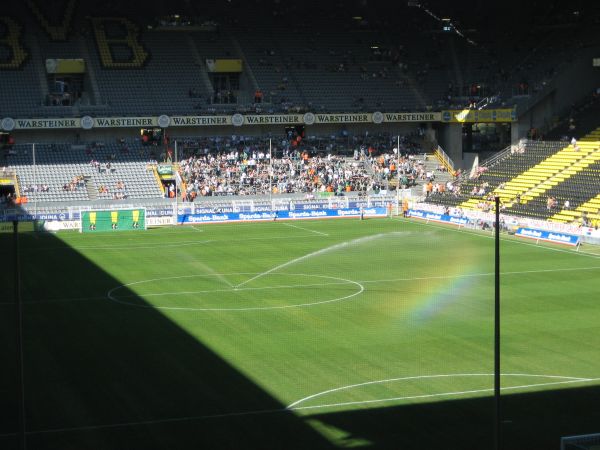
2, 217, 599, 449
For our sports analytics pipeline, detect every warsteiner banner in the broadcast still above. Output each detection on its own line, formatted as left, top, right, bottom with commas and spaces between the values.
2, 110, 513, 131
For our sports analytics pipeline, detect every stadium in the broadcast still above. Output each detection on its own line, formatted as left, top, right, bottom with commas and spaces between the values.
1, 1, 600, 449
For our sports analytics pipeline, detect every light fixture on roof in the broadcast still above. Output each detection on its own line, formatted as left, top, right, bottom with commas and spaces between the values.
414, 5, 477, 45
441, 18, 454, 32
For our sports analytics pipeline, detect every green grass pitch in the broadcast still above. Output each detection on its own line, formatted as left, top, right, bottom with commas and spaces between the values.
1, 217, 600, 449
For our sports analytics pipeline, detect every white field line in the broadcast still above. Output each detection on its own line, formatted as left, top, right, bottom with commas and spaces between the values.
398, 217, 600, 259
282, 222, 329, 236
107, 274, 364, 311
190, 226, 204, 232
114, 280, 359, 298
290, 378, 600, 411
113, 264, 600, 299
230, 234, 323, 242
0, 373, 597, 438
0, 407, 288, 437
504, 236, 600, 259
121, 229, 206, 236
0, 295, 108, 306
286, 373, 592, 409
51, 240, 214, 251
352, 264, 600, 285
28, 234, 321, 252
3, 264, 598, 306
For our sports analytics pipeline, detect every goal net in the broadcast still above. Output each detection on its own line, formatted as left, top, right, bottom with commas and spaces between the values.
80, 208, 147, 233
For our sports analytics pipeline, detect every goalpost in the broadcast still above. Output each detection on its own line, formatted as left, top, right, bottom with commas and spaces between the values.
79, 208, 147, 233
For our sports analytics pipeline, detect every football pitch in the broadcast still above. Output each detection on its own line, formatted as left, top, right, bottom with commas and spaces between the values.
2, 217, 600, 449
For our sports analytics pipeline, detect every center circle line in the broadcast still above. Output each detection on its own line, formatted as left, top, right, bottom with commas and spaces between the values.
107, 273, 364, 311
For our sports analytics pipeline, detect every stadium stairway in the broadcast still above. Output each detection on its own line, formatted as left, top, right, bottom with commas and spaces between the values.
427, 153, 454, 185
6, 142, 165, 204
549, 193, 600, 227
423, 141, 561, 210
85, 176, 98, 201
547, 128, 600, 225
458, 133, 600, 212
506, 159, 600, 221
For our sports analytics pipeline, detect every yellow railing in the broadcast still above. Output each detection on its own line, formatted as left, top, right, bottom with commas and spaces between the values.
433, 146, 456, 176
150, 165, 165, 194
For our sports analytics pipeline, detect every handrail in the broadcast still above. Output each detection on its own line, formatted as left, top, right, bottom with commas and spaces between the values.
480, 144, 513, 168
433, 145, 456, 175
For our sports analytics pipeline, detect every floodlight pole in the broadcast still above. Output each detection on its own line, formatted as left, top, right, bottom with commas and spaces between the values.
174, 140, 179, 225
269, 139, 273, 207
33, 143, 37, 218
13, 220, 26, 450
396, 135, 400, 209
494, 196, 501, 450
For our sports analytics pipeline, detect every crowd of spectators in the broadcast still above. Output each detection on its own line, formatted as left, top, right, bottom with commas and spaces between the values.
178, 151, 376, 198
63, 175, 85, 192
370, 151, 430, 189
176, 133, 427, 199
23, 184, 50, 193
89, 157, 120, 174
0, 192, 15, 207
423, 179, 462, 198
97, 181, 128, 200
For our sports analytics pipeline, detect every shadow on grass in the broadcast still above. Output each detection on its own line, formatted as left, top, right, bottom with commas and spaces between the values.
0, 223, 599, 450
0, 224, 333, 450
305, 384, 600, 449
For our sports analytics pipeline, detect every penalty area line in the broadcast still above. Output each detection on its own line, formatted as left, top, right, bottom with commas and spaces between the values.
6, 374, 598, 438
396, 217, 600, 259
282, 222, 329, 236
288, 376, 600, 411
0, 407, 288, 437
